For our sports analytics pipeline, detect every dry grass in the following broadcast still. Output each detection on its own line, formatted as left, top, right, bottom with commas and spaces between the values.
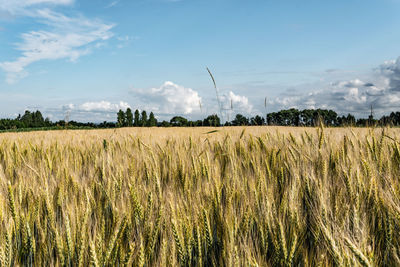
0, 126, 399, 266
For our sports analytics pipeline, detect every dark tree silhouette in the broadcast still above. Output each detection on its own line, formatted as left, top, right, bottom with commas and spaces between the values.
126, 108, 133, 127
232, 114, 249, 126
170, 116, 188, 127
117, 109, 125, 127
148, 112, 157, 127
203, 114, 220, 127
134, 109, 140, 126
141, 111, 148, 126
250, 115, 265, 126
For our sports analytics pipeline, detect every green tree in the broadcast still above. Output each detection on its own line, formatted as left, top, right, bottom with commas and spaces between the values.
390, 112, 400, 126
170, 116, 188, 127
126, 108, 133, 127
44, 117, 51, 127
21, 110, 32, 127
160, 120, 170, 127
117, 109, 125, 127
141, 110, 148, 127
203, 114, 220, 126
148, 112, 157, 127
33, 110, 45, 127
250, 115, 265, 126
232, 114, 249, 126
134, 109, 140, 126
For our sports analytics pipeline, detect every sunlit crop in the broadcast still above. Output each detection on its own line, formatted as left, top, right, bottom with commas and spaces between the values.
0, 126, 399, 266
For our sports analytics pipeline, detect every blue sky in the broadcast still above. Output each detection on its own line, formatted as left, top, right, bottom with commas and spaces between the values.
1, 0, 400, 122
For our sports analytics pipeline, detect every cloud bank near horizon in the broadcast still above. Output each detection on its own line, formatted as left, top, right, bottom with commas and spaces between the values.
129, 81, 253, 120
19, 56, 400, 122
35, 81, 253, 122
267, 57, 400, 117
7, 55, 400, 122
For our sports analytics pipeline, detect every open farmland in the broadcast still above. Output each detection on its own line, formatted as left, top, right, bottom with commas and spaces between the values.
0, 126, 399, 266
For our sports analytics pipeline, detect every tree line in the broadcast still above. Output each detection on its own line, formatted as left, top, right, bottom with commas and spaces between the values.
0, 110, 51, 130
1, 107, 400, 131
117, 108, 157, 127
124, 108, 397, 127
0, 110, 116, 131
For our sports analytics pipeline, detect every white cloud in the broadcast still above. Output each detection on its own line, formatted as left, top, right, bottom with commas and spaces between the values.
63, 101, 130, 112
132, 81, 202, 115
0, 1, 114, 83
222, 91, 253, 114
63, 103, 75, 110
130, 81, 255, 122
269, 57, 400, 117
79, 101, 130, 112
52, 101, 130, 122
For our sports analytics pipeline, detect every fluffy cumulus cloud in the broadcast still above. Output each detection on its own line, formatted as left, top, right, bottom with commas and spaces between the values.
0, 0, 114, 83
129, 81, 256, 122
221, 91, 253, 114
270, 57, 400, 117
132, 81, 202, 115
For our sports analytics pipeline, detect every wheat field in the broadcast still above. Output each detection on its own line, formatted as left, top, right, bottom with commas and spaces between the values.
0, 126, 399, 266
